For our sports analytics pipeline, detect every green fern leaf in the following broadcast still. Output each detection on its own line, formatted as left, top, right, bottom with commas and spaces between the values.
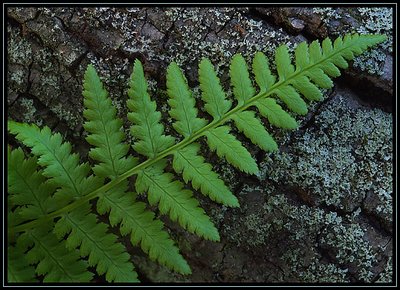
136, 160, 220, 241
83, 64, 137, 178
93, 172, 191, 276
167, 62, 207, 137
7, 33, 387, 283
83, 65, 190, 275
331, 36, 351, 68
8, 148, 56, 220
294, 41, 309, 69
256, 98, 298, 129
230, 54, 255, 105
231, 111, 278, 152
305, 67, 333, 89
8, 148, 86, 282
54, 203, 139, 282
205, 126, 259, 174
309, 40, 323, 63
110, 194, 191, 274
320, 38, 342, 77
8, 121, 137, 282
8, 245, 37, 282
166, 60, 244, 208
166, 61, 240, 206
17, 226, 92, 282
173, 143, 239, 207
130, 60, 219, 240
274, 85, 308, 115
276, 44, 295, 80
7, 121, 103, 205
252, 51, 276, 92
290, 76, 322, 101
128, 59, 175, 158
199, 58, 232, 119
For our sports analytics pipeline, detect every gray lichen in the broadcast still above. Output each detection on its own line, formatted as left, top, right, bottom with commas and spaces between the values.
320, 223, 377, 281
313, 7, 392, 75
19, 98, 42, 126
376, 257, 392, 283
7, 25, 33, 66
263, 94, 392, 215
50, 104, 81, 132
282, 247, 350, 283
352, 8, 392, 75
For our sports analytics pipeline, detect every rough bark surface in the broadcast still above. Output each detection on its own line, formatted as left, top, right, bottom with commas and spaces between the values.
7, 6, 393, 283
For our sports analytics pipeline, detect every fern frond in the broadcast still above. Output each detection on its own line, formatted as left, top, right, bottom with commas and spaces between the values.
92, 168, 191, 276
294, 41, 309, 69
205, 126, 259, 174
199, 58, 232, 119
8, 148, 93, 282
128, 59, 175, 158
167, 62, 207, 137
83, 65, 190, 275
7, 33, 387, 283
274, 85, 308, 115
173, 144, 239, 207
129, 59, 219, 240
136, 160, 220, 241
290, 76, 322, 101
16, 226, 92, 282
165, 62, 239, 207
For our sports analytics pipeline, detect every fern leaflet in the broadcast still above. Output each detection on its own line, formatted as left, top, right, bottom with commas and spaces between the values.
167, 62, 208, 137
173, 143, 239, 207
128, 59, 175, 158
8, 245, 37, 282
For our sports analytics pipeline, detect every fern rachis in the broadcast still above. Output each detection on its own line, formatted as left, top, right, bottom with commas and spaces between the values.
8, 33, 386, 282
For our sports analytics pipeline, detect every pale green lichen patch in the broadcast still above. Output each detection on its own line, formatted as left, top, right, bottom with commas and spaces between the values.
7, 25, 33, 66
222, 187, 383, 282
19, 98, 42, 126
264, 193, 381, 282
282, 247, 350, 283
313, 7, 392, 75
352, 8, 392, 75
320, 223, 377, 281
50, 103, 82, 133
10, 69, 25, 86
376, 257, 392, 283
113, 7, 290, 82
221, 185, 276, 249
263, 94, 392, 215
8, 25, 32, 104
251, 91, 392, 282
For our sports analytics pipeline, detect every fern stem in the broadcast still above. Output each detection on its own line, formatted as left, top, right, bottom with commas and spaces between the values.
12, 39, 366, 233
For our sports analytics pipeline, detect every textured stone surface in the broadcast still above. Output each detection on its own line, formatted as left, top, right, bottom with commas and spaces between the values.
7, 6, 393, 283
